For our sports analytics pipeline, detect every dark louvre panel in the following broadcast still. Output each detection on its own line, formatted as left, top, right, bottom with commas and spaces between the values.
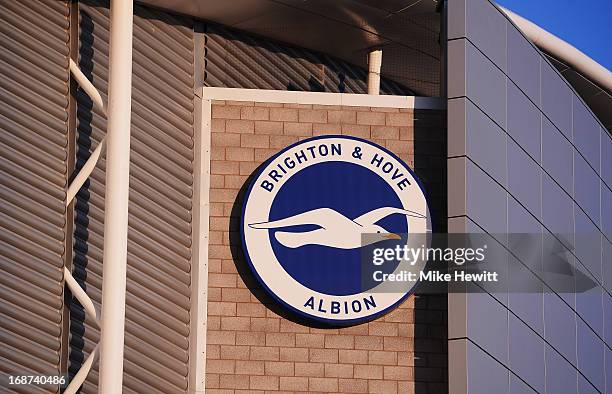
204, 24, 414, 95
72, 1, 193, 393
0, 0, 69, 392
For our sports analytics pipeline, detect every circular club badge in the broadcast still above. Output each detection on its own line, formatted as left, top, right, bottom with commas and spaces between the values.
241, 135, 431, 324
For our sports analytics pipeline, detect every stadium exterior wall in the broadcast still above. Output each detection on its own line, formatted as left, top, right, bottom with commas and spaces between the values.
446, 0, 612, 393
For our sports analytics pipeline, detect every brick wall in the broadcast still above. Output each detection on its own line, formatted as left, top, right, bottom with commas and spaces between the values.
206, 99, 447, 393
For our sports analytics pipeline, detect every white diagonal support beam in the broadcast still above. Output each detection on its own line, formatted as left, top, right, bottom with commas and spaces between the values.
66, 137, 106, 206
63, 267, 100, 325
64, 345, 99, 394
63, 267, 100, 393
67, 58, 108, 206
69, 59, 107, 115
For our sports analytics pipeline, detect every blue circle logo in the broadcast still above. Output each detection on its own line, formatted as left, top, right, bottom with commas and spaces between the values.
241, 136, 431, 324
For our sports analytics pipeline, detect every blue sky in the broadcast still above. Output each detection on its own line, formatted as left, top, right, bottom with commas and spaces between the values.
496, 0, 612, 70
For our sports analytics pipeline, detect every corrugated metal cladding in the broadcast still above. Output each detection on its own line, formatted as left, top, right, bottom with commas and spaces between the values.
0, 0, 420, 391
0, 0, 69, 392
71, 1, 194, 393
204, 23, 414, 95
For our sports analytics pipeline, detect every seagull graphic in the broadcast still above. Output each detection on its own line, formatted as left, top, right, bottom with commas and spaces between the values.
248, 207, 427, 249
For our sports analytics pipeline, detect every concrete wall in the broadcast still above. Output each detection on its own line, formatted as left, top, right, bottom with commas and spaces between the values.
202, 89, 447, 393
447, 0, 612, 393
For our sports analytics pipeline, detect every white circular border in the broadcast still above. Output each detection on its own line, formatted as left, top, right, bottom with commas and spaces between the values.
242, 136, 431, 322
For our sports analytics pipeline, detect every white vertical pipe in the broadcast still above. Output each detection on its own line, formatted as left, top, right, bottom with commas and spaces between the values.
367, 50, 382, 95
98, 0, 133, 393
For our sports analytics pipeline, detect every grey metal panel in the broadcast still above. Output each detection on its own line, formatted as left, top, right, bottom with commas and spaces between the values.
574, 151, 601, 229
507, 199, 543, 336
508, 314, 545, 392
507, 139, 541, 219
465, 0, 506, 71
466, 293, 508, 363
506, 23, 540, 106
542, 117, 573, 197
572, 98, 601, 174
541, 61, 572, 140
607, 348, 612, 394
448, 339, 468, 394
574, 278, 603, 340
508, 375, 534, 394
602, 134, 612, 190
545, 345, 578, 394
446, 0, 466, 40
448, 1, 611, 392
72, 2, 193, 393
577, 319, 605, 392
544, 293, 577, 365
603, 184, 612, 238
0, 0, 69, 392
447, 156, 467, 218
465, 41, 506, 129
203, 23, 413, 95
447, 39, 466, 100
606, 291, 612, 347
507, 82, 541, 164
547, 52, 612, 133
605, 241, 612, 297
465, 160, 507, 234
574, 209, 603, 281
541, 174, 574, 241
447, 98, 466, 158
466, 340, 509, 394
578, 376, 599, 394
465, 100, 507, 187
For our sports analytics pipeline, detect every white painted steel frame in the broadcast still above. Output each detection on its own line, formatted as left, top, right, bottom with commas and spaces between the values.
188, 92, 212, 394
200, 87, 446, 109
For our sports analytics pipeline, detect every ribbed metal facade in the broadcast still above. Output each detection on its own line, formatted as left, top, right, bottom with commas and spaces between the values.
71, 1, 194, 393
0, 0, 70, 392
204, 23, 414, 95
0, 1, 422, 392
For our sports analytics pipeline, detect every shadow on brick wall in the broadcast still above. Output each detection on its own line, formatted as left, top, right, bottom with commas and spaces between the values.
228, 111, 450, 390
229, 163, 339, 329
413, 108, 449, 394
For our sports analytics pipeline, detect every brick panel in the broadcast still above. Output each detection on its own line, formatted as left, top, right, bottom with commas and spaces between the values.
206, 100, 447, 393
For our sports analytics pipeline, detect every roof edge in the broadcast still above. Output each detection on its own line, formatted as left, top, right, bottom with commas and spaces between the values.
500, 6, 612, 93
